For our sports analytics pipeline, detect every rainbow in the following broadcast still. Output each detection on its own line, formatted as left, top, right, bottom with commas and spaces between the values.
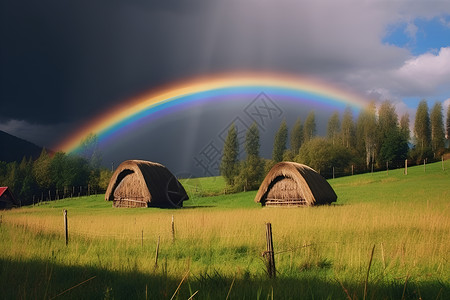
56, 72, 369, 153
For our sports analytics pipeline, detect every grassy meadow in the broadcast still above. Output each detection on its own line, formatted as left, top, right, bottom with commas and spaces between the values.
0, 161, 449, 299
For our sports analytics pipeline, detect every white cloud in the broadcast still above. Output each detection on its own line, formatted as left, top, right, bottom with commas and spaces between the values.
439, 16, 450, 28
392, 47, 450, 96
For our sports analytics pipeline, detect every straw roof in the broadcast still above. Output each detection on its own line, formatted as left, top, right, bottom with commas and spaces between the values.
254, 162, 337, 206
105, 160, 188, 208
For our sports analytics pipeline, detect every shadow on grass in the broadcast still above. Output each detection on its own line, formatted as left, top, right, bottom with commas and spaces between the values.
0, 258, 447, 299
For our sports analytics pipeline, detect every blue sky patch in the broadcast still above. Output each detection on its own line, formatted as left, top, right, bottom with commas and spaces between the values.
383, 16, 450, 55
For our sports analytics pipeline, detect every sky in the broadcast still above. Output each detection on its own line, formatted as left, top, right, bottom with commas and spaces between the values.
1, 0, 450, 176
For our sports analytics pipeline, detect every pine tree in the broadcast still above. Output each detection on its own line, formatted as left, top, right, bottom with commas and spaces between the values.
399, 113, 410, 141
414, 100, 431, 153
290, 117, 303, 155
245, 123, 260, 157
430, 102, 445, 155
220, 123, 239, 185
327, 111, 340, 145
341, 107, 355, 149
272, 120, 288, 162
377, 100, 400, 165
303, 111, 316, 143
238, 123, 263, 191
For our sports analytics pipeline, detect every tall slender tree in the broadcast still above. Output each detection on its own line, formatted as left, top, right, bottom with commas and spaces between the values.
33, 148, 52, 191
399, 113, 410, 141
290, 117, 303, 155
446, 104, 450, 147
430, 102, 445, 155
414, 100, 431, 154
272, 120, 288, 162
378, 100, 398, 137
220, 123, 239, 185
327, 111, 340, 145
341, 107, 355, 149
356, 102, 378, 168
303, 111, 316, 143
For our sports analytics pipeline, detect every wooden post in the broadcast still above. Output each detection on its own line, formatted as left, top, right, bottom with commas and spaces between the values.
141, 230, 144, 248
48, 190, 51, 201
154, 236, 160, 268
72, 186, 75, 198
265, 223, 276, 278
63, 209, 68, 246
404, 159, 408, 175
171, 215, 175, 243
424, 159, 426, 172
386, 161, 389, 175
371, 162, 374, 174
332, 167, 335, 179
352, 164, 354, 176
442, 156, 445, 171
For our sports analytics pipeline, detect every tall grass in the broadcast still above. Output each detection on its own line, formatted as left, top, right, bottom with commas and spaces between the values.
0, 161, 449, 299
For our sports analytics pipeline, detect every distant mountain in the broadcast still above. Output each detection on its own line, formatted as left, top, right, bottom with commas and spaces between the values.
0, 130, 44, 162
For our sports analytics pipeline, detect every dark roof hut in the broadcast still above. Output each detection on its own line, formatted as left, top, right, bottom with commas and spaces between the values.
254, 162, 337, 207
0, 187, 19, 210
105, 160, 188, 208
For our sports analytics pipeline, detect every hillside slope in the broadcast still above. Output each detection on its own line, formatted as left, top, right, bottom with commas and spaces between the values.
0, 130, 44, 162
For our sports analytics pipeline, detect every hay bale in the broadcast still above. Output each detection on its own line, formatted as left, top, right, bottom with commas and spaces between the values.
254, 162, 337, 206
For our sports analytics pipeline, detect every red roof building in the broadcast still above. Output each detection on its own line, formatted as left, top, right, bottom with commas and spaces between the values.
0, 187, 19, 209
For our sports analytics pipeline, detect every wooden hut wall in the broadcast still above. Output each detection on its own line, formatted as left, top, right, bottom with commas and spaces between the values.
113, 171, 148, 207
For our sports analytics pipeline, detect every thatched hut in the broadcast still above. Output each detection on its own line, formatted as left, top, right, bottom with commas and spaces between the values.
254, 162, 337, 207
105, 160, 188, 208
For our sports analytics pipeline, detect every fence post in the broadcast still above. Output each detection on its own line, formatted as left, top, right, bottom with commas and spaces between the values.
442, 156, 445, 171
264, 223, 276, 278
352, 164, 354, 176
386, 161, 389, 175
155, 236, 160, 268
424, 159, 426, 172
332, 167, 335, 179
63, 209, 68, 246
404, 159, 408, 175
171, 215, 175, 243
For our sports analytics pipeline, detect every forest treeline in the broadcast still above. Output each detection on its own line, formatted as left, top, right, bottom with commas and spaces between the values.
0, 134, 112, 205
221, 99, 450, 191
1, 100, 449, 204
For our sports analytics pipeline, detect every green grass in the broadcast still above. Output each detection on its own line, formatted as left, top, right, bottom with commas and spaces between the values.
0, 161, 449, 299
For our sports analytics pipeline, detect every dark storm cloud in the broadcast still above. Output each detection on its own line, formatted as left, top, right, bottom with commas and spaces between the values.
1, 0, 450, 148
0, 0, 213, 124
